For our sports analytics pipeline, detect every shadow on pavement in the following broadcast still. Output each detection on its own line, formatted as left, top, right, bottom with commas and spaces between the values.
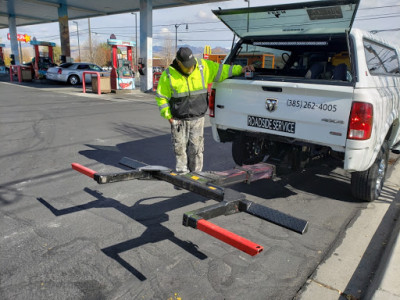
78, 126, 362, 203
37, 186, 208, 281
35, 127, 376, 279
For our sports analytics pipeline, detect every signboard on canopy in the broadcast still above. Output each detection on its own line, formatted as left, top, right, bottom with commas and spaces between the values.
7, 33, 31, 43
107, 39, 136, 47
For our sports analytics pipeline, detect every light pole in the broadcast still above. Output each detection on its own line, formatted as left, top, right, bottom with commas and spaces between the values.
244, 0, 250, 32
73, 21, 81, 61
88, 18, 92, 61
244, 0, 250, 52
175, 23, 188, 53
131, 12, 138, 75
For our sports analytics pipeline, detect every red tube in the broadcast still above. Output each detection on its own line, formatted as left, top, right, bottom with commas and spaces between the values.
71, 163, 96, 178
197, 219, 263, 256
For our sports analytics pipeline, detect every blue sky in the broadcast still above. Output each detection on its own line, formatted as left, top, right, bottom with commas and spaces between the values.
0, 0, 399, 54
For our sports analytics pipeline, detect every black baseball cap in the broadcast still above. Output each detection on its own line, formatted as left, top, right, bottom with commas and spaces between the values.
176, 47, 196, 68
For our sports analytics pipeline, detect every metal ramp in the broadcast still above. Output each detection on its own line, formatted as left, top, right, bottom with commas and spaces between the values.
71, 157, 308, 256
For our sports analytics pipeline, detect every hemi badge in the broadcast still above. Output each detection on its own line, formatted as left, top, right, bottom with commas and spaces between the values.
329, 131, 342, 136
321, 118, 344, 124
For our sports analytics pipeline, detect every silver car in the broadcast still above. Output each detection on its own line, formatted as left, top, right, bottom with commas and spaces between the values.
46, 62, 107, 85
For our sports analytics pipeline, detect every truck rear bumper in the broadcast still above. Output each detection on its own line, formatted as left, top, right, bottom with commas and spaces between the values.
344, 143, 376, 172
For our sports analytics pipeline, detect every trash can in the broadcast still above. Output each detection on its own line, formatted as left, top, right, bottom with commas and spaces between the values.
92, 73, 111, 94
21, 66, 32, 81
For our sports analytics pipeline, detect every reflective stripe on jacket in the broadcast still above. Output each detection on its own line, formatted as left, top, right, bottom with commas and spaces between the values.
155, 58, 243, 120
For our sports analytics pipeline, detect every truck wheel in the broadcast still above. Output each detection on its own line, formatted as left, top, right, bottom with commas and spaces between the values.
68, 75, 80, 85
232, 135, 265, 166
351, 141, 389, 202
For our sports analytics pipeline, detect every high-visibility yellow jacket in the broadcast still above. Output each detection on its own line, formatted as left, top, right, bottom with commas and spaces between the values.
155, 58, 243, 120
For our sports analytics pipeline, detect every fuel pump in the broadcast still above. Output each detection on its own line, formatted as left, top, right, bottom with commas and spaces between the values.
30, 40, 56, 79
0, 44, 6, 74
107, 38, 136, 92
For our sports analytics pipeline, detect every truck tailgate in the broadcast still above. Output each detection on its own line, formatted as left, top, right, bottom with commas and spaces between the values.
213, 80, 354, 149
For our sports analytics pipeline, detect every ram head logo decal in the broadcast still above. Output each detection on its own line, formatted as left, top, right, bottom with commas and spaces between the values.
265, 98, 278, 112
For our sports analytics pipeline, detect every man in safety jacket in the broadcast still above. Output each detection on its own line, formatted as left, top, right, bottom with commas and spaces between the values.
155, 47, 254, 173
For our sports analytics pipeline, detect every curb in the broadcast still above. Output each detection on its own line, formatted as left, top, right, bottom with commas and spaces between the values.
365, 190, 400, 299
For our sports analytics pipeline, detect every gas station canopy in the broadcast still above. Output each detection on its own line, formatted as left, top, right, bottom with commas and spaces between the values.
1, 0, 230, 92
0, 0, 228, 29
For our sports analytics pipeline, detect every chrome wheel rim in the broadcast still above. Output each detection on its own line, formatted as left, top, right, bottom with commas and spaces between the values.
375, 158, 386, 194
70, 76, 78, 85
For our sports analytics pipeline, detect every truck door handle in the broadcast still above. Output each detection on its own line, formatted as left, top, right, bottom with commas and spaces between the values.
262, 86, 282, 92
217, 105, 224, 109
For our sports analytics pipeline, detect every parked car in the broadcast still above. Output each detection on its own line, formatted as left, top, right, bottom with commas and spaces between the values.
46, 62, 107, 85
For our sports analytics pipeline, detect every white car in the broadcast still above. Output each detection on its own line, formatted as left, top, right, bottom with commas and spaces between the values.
46, 62, 107, 85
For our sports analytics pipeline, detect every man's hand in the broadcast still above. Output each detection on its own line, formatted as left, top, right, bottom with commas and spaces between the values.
169, 118, 182, 132
242, 65, 255, 73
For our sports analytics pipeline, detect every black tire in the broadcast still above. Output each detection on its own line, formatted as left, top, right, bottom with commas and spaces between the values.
68, 75, 80, 85
232, 135, 265, 166
351, 141, 389, 202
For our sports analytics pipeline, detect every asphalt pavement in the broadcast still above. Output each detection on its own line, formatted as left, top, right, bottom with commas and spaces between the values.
0, 76, 399, 300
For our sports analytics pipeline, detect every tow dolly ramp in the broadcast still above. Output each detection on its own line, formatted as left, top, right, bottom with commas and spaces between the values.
71, 157, 308, 256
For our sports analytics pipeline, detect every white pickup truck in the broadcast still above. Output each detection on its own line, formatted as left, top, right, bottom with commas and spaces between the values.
209, 0, 400, 201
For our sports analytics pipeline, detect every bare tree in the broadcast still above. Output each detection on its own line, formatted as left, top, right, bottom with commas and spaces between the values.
162, 33, 175, 68
21, 47, 33, 63
53, 46, 62, 64
81, 38, 98, 63
3, 48, 11, 66
93, 43, 111, 67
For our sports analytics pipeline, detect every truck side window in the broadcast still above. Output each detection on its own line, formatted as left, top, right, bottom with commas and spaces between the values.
363, 39, 399, 75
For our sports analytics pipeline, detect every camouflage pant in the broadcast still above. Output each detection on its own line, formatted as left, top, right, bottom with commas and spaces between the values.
171, 117, 205, 173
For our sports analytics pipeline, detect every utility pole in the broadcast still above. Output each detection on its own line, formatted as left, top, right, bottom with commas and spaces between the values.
175, 23, 188, 53
131, 12, 138, 76
73, 21, 81, 61
88, 18, 92, 61
18, 41, 23, 63
244, 0, 250, 32
244, 0, 250, 52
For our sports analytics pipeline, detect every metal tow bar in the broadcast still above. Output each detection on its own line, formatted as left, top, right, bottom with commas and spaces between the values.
71, 157, 308, 256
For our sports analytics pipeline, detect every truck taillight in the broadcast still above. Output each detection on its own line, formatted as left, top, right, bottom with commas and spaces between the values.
348, 102, 373, 140
209, 88, 216, 117
57, 68, 62, 74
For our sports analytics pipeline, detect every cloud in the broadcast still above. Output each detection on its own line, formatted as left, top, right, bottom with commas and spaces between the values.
160, 27, 171, 34
197, 10, 218, 20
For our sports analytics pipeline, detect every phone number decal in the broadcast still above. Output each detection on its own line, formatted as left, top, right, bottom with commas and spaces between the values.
287, 99, 337, 112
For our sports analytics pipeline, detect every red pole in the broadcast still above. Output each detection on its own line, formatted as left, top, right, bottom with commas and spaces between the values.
48, 46, 54, 64
34, 45, 39, 79
111, 45, 118, 90
82, 72, 87, 93
71, 163, 96, 178
127, 46, 133, 71
127, 46, 132, 62
17, 66, 22, 82
112, 45, 118, 68
196, 219, 263, 256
